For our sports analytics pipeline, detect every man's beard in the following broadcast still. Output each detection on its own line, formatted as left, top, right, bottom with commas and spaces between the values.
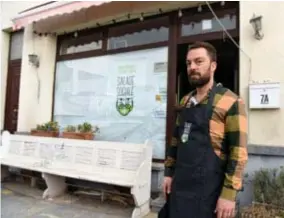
188, 70, 211, 88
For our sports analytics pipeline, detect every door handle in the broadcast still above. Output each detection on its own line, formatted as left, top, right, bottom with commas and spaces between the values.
13, 109, 18, 112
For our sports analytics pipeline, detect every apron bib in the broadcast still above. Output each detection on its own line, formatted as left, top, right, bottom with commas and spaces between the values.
169, 83, 225, 218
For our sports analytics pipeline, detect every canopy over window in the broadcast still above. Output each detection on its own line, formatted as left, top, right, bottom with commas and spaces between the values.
12, 1, 201, 34
12, 1, 110, 30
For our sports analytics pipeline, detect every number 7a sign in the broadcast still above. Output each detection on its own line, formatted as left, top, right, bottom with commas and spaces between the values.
260, 94, 269, 104
249, 83, 281, 109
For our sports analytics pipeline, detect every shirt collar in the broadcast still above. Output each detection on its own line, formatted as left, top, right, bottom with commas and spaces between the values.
190, 82, 221, 104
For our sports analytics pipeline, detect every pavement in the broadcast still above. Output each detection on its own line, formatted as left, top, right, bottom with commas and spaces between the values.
1, 182, 157, 218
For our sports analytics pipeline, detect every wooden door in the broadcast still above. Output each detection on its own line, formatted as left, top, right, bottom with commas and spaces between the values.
4, 59, 21, 133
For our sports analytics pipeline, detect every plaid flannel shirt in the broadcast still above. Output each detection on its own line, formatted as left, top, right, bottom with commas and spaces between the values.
164, 86, 248, 201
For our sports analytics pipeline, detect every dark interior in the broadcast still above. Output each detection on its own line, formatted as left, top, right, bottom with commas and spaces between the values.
176, 38, 239, 102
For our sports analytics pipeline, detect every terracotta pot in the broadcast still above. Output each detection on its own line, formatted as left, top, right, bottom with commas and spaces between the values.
62, 132, 94, 140
30, 130, 59, 137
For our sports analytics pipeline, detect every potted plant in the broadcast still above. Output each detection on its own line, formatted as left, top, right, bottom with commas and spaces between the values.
31, 121, 60, 137
62, 122, 99, 140
77, 122, 99, 140
62, 125, 80, 140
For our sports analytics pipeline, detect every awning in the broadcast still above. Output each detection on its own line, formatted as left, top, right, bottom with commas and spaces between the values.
12, 1, 202, 34
12, 1, 111, 31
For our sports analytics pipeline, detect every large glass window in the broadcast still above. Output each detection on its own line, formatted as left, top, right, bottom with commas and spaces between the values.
53, 47, 168, 159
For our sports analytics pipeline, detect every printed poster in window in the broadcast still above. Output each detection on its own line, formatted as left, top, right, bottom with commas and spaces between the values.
153, 61, 167, 119
116, 65, 136, 116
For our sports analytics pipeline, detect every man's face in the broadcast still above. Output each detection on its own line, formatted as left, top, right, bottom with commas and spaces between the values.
186, 47, 216, 88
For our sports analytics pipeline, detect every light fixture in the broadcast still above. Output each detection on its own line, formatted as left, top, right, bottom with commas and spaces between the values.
249, 14, 264, 40
198, 4, 202, 12
140, 13, 144, 21
28, 54, 40, 68
178, 8, 183, 18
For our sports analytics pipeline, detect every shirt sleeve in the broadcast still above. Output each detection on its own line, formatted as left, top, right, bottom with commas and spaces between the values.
220, 97, 248, 201
164, 95, 188, 177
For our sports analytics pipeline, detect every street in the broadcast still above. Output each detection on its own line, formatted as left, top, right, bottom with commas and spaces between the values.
1, 182, 156, 218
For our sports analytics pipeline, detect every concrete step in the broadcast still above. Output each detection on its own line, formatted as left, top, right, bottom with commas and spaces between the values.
151, 195, 165, 213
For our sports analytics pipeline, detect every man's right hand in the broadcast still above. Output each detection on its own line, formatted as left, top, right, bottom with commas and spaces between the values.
162, 176, 173, 197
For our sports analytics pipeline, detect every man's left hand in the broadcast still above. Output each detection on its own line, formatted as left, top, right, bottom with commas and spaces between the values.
215, 198, 236, 218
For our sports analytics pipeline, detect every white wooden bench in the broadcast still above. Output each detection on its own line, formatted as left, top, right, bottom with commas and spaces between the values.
0, 131, 152, 218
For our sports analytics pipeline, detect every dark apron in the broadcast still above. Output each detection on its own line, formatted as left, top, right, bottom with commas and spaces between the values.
169, 84, 225, 218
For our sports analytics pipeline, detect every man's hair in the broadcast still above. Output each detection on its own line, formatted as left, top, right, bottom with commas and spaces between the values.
188, 41, 217, 62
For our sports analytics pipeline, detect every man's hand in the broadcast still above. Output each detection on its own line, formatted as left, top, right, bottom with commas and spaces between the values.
215, 198, 236, 218
162, 177, 172, 198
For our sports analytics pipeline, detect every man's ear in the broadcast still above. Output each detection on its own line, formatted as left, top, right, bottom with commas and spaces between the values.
211, 61, 217, 72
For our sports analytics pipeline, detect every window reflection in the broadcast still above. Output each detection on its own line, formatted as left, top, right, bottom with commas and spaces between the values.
181, 14, 236, 36
107, 18, 169, 50
59, 33, 102, 55
53, 47, 168, 159
10, 31, 24, 60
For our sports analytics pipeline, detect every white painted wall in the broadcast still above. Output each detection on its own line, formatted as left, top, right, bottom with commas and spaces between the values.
1, 1, 47, 129
239, 1, 284, 146
1, 1, 47, 30
17, 24, 57, 131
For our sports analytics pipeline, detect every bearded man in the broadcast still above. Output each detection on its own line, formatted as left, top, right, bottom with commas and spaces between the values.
162, 41, 248, 218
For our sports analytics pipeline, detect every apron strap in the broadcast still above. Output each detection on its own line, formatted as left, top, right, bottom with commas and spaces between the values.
182, 82, 222, 118
206, 82, 221, 119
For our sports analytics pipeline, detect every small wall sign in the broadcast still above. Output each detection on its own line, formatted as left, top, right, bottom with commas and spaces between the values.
202, 19, 212, 30
249, 82, 281, 109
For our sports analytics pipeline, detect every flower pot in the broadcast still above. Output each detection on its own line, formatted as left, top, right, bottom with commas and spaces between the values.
62, 132, 94, 140
30, 130, 59, 137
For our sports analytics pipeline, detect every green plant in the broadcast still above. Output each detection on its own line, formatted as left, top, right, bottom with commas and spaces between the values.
35, 121, 59, 132
64, 125, 76, 132
253, 167, 284, 208
77, 122, 99, 134
239, 167, 284, 217
240, 202, 284, 218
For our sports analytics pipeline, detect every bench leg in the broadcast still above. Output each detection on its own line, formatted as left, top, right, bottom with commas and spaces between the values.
30, 177, 37, 188
131, 200, 150, 218
1, 165, 10, 182
42, 173, 66, 200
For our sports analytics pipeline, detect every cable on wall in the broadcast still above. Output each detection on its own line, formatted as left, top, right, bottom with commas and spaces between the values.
32, 22, 41, 103
205, 1, 252, 82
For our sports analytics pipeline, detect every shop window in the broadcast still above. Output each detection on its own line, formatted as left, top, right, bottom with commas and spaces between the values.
59, 33, 103, 55
107, 17, 169, 50
53, 47, 168, 159
9, 31, 24, 60
181, 14, 236, 37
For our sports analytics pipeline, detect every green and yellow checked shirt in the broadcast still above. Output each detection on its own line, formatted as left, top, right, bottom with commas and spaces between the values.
165, 86, 248, 201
